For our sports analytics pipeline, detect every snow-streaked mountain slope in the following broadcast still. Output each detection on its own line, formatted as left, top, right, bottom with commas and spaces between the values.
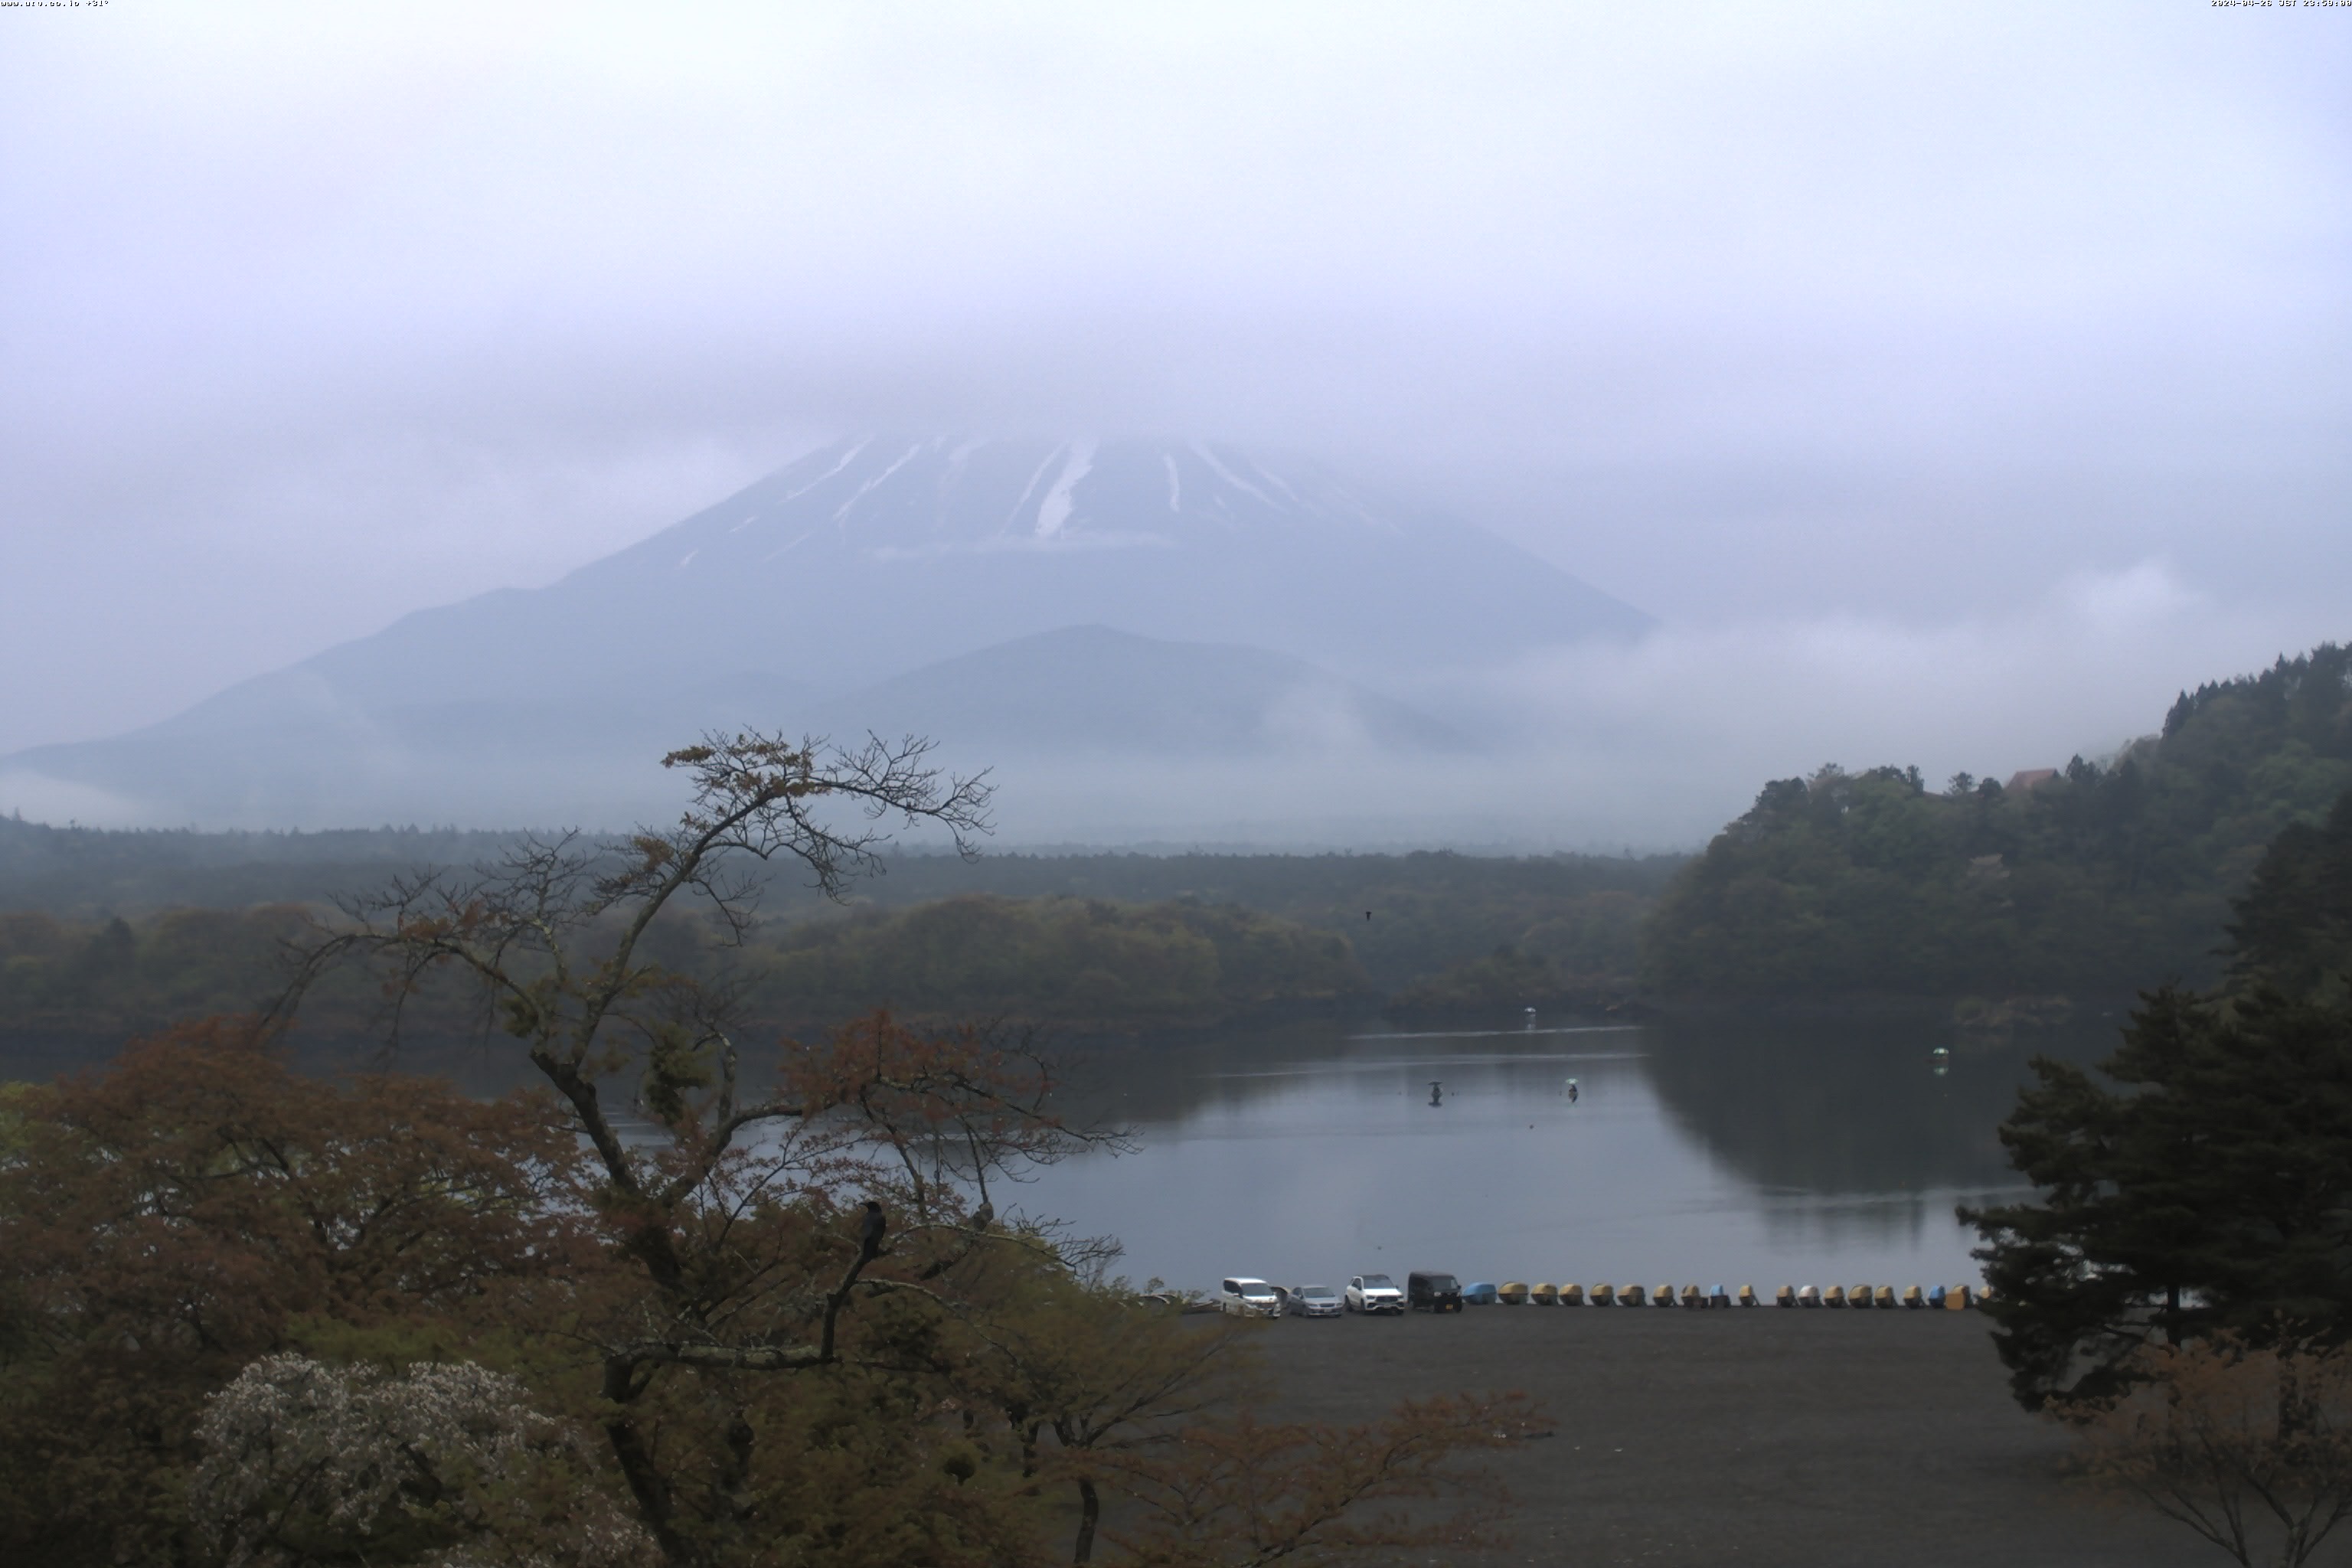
0, 439, 1642, 828
217, 437, 1647, 711
587, 436, 1650, 687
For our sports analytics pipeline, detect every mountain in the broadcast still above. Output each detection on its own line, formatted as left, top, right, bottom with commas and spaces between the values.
806, 626, 1468, 756
1, 438, 1645, 829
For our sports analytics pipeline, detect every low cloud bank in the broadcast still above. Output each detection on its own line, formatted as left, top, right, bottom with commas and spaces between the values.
1, 561, 2332, 852
978, 562, 2341, 851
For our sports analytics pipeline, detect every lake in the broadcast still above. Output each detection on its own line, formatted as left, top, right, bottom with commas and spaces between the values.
1008, 1011, 2114, 1298
2, 1006, 2114, 1302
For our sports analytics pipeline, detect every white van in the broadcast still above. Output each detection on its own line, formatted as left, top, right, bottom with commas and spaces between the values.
1218, 1277, 1282, 1317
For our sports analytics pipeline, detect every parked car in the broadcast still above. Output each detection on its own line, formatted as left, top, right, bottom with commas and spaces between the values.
1218, 1277, 1282, 1318
1345, 1273, 1405, 1314
1285, 1283, 1342, 1318
1408, 1271, 1464, 1312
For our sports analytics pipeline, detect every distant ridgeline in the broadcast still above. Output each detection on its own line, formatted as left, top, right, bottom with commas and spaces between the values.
1639, 643, 2352, 1001
0, 818, 531, 916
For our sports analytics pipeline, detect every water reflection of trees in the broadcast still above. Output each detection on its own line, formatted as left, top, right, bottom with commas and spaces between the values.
1049, 1019, 1645, 1129
6, 1011, 2128, 1214
1051, 1021, 1397, 1128
1641, 1012, 2119, 1194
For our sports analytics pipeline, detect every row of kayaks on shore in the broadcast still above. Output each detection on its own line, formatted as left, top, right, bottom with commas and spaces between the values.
1475, 1282, 1986, 1309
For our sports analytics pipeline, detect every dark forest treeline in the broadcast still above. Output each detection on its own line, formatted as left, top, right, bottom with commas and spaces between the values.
0, 815, 1678, 987
0, 897, 1374, 1044
0, 906, 316, 1042
0, 819, 529, 916
0, 875, 1662, 1048
1640, 642, 2352, 1000
745, 894, 1372, 1029
0, 830, 1680, 1046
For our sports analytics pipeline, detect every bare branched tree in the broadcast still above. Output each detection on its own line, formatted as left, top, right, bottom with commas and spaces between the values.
280, 731, 989, 1148
2060, 1333, 2352, 1568
270, 732, 1129, 1563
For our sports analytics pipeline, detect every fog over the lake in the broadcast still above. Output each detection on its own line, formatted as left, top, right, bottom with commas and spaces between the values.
3, 4, 2346, 844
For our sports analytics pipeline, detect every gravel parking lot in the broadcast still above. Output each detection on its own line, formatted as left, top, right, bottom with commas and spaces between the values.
1251, 1304, 2210, 1566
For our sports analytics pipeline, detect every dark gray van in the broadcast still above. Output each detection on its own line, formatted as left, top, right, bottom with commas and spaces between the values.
1407, 1271, 1463, 1312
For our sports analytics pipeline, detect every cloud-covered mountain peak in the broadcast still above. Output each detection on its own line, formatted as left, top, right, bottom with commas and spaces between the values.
640, 437, 1405, 573
0, 437, 1652, 829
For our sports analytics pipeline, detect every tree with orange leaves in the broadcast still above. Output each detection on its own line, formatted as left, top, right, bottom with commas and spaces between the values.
2059, 1332, 2352, 1568
0, 1016, 590, 1566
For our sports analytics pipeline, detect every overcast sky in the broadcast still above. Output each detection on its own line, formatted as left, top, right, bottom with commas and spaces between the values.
4, 2, 2347, 794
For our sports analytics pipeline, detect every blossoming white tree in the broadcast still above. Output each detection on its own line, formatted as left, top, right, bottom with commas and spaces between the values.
194, 1354, 658, 1568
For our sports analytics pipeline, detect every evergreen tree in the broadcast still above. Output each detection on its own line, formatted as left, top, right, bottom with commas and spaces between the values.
1641, 642, 2352, 1000
2229, 788, 2352, 1002
1967, 984, 2352, 1410
1968, 786, 2352, 1413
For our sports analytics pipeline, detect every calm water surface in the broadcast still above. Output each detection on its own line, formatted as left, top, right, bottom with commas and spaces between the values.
5, 1009, 2112, 1301
1008, 1013, 2105, 1298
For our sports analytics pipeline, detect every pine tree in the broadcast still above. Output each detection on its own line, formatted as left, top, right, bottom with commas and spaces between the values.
2229, 788, 2352, 1001
1968, 984, 2352, 1411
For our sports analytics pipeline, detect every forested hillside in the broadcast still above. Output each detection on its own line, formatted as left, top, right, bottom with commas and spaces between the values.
1639, 643, 2352, 999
